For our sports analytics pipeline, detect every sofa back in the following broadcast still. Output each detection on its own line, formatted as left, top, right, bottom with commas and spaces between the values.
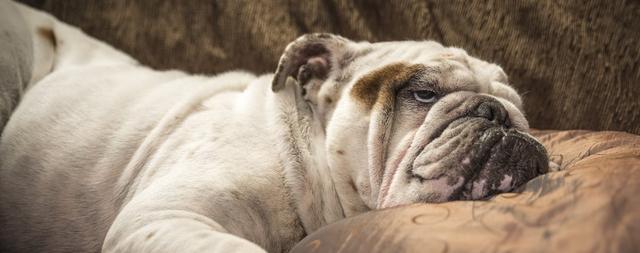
21, 0, 640, 134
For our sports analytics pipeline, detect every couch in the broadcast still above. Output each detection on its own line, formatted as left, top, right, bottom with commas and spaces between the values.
5, 1, 640, 252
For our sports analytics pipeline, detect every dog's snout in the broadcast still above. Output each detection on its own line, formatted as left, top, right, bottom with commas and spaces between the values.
473, 100, 509, 126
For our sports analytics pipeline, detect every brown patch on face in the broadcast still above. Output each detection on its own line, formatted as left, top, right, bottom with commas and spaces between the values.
336, 150, 345, 155
37, 27, 57, 49
350, 63, 425, 110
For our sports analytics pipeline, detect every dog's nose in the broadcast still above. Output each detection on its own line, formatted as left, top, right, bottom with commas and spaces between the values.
473, 100, 509, 126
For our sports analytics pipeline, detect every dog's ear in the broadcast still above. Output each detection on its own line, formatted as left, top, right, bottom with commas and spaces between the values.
272, 33, 348, 92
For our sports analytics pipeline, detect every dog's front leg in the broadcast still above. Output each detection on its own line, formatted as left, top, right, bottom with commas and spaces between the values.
103, 209, 265, 253
102, 180, 268, 253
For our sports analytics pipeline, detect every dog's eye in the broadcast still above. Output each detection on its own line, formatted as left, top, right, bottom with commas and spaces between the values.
412, 90, 438, 103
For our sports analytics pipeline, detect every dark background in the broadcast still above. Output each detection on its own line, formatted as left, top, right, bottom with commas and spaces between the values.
19, 0, 640, 134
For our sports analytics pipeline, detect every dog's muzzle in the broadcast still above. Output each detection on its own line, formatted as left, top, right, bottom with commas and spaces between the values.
408, 95, 549, 202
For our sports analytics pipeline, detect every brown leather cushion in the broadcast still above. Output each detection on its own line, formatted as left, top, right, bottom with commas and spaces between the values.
290, 130, 640, 253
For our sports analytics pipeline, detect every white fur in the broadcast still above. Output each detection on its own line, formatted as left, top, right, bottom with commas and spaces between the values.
0, 3, 536, 253
2, 3, 298, 253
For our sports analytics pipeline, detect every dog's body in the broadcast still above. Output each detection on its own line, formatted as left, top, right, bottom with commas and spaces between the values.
1, 4, 310, 252
0, 3, 548, 253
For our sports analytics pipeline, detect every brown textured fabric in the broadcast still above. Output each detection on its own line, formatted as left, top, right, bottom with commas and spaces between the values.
19, 0, 640, 134
289, 130, 640, 253
0, 0, 32, 131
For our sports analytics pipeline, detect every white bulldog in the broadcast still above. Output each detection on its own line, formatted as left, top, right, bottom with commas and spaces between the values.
0, 3, 548, 253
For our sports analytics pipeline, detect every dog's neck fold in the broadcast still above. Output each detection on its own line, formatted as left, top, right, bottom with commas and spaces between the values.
268, 76, 346, 233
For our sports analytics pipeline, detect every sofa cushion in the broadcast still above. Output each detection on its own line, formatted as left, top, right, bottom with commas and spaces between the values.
290, 130, 640, 253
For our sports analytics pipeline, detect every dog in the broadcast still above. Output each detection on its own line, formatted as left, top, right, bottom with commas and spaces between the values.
0, 3, 548, 253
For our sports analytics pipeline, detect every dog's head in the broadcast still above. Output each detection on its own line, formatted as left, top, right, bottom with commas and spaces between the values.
272, 34, 548, 210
